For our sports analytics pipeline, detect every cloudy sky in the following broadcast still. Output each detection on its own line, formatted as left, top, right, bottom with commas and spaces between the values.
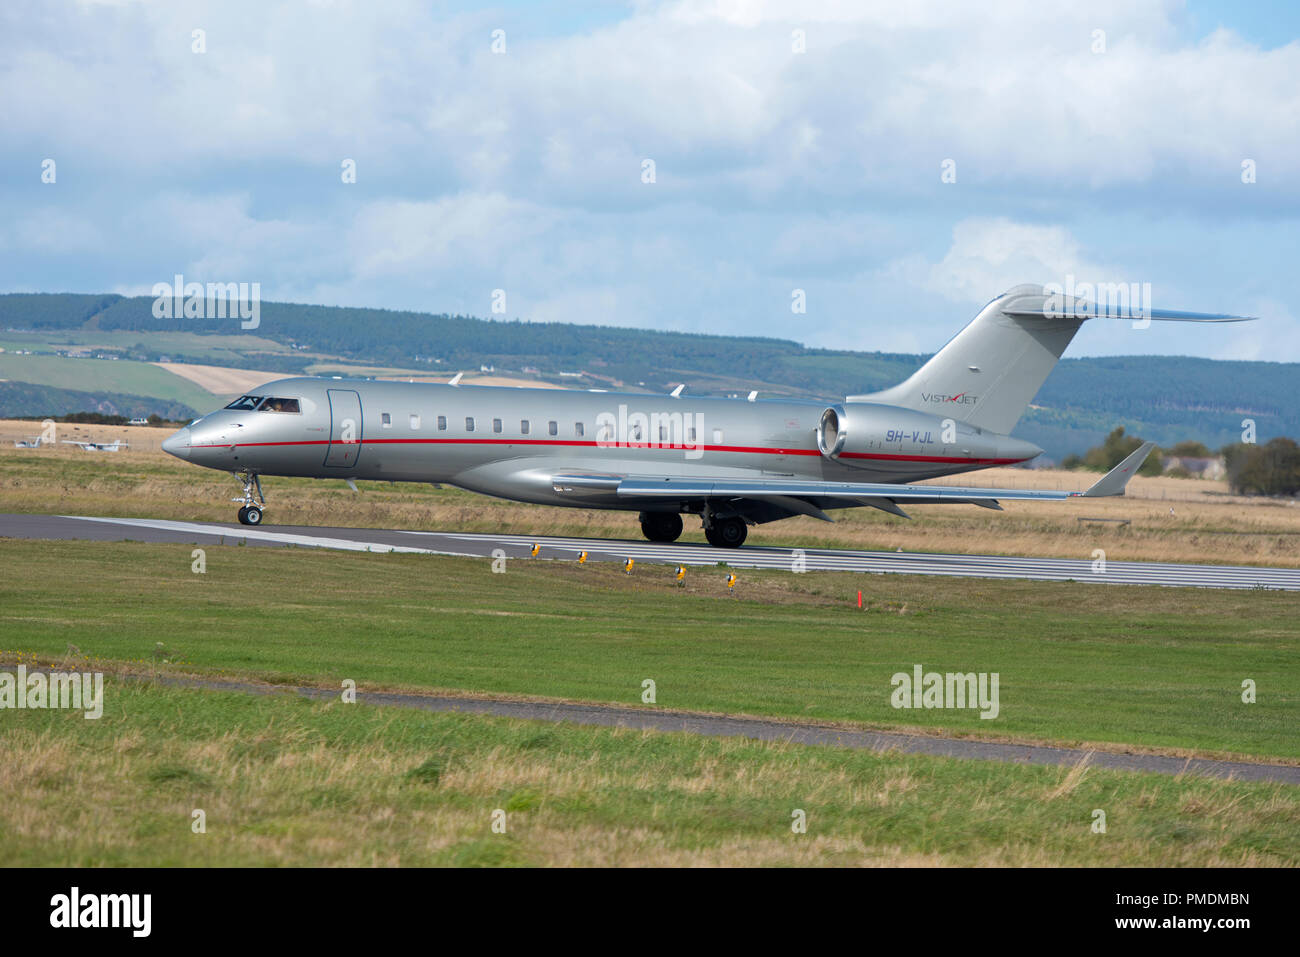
2, 0, 1298, 361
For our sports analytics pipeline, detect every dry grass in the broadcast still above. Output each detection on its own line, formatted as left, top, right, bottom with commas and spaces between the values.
2, 430, 1297, 566
150, 362, 283, 395
1, 681, 1294, 866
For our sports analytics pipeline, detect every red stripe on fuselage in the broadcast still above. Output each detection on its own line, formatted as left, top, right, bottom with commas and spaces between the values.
187, 436, 1027, 465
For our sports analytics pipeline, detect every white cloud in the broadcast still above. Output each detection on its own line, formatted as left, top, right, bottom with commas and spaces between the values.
0, 1, 1297, 360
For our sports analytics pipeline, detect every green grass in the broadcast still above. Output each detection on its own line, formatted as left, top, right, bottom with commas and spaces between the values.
0, 330, 297, 363
0, 539, 1295, 761
1, 680, 1294, 866
0, 354, 216, 409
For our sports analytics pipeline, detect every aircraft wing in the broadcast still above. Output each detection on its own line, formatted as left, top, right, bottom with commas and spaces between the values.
554, 442, 1155, 518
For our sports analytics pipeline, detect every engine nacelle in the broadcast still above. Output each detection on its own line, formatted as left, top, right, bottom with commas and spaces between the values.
815, 401, 1041, 470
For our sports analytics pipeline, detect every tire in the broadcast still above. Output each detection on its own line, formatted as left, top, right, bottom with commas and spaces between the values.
704, 516, 747, 548
243, 506, 263, 526
237, 506, 249, 525
639, 512, 683, 543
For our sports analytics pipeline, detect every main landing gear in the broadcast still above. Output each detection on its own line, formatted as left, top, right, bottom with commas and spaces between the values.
639, 511, 683, 543
233, 471, 266, 526
703, 514, 747, 549
638, 510, 749, 547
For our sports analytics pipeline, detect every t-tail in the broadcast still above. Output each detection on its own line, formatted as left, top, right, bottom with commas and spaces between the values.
852, 283, 1255, 435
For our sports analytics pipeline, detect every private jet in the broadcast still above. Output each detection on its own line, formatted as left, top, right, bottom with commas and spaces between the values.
161, 284, 1252, 546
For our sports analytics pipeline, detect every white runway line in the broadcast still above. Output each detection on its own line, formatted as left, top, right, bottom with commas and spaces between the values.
62, 515, 472, 557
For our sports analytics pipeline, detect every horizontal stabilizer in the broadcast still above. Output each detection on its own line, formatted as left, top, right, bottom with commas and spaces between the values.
1003, 306, 1256, 323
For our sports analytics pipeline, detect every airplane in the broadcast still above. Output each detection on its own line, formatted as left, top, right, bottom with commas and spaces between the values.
161, 283, 1253, 546
62, 439, 128, 452
13, 436, 46, 448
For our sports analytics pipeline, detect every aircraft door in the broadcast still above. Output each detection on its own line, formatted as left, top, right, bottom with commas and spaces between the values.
324, 389, 363, 469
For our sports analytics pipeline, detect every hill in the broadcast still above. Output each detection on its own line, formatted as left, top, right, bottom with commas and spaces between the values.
1, 292, 1294, 459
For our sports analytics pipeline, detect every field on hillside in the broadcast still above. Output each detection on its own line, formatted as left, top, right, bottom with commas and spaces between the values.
2, 429, 1297, 566
0, 354, 217, 410
2, 680, 1293, 866
0, 329, 298, 363
1, 539, 1295, 761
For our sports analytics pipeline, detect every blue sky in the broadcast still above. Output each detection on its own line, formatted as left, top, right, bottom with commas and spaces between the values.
1, 0, 1297, 362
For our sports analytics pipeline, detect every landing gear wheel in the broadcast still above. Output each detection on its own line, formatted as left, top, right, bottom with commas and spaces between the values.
639, 512, 684, 543
232, 472, 267, 526
704, 516, 747, 548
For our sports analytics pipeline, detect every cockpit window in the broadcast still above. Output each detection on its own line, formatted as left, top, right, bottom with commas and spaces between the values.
256, 397, 301, 413
224, 395, 262, 411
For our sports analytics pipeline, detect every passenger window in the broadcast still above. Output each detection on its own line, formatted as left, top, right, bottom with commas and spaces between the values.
437, 415, 447, 431
381, 413, 392, 428
465, 417, 475, 432
409, 414, 420, 430
687, 426, 696, 442
548, 421, 557, 436
575, 422, 584, 437
521, 420, 530, 435
493, 418, 502, 433
659, 425, 668, 442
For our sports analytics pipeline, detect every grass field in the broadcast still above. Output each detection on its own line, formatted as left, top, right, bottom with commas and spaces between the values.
2, 437, 1298, 566
0, 330, 297, 363
0, 354, 217, 410
2, 679, 1294, 866
1, 539, 1294, 761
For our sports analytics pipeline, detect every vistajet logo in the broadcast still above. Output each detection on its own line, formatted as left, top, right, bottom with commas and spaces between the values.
50, 887, 151, 937
0, 666, 102, 719
920, 392, 977, 405
890, 664, 1000, 719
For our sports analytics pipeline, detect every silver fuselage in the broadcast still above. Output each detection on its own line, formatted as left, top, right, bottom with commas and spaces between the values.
163, 377, 1039, 515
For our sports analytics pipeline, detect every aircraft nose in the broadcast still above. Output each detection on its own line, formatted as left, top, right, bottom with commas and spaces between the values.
161, 427, 191, 460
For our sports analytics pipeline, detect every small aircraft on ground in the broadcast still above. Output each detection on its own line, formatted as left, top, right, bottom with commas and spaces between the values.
62, 439, 128, 452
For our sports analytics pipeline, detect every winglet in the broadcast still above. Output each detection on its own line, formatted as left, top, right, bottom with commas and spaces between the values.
1082, 441, 1156, 497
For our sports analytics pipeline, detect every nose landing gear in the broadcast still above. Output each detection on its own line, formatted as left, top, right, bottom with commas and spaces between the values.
233, 471, 266, 526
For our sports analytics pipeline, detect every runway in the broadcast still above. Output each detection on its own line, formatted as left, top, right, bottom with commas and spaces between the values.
3, 512, 1300, 590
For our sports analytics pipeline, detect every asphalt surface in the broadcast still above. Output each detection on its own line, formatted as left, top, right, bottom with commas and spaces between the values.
3, 512, 1300, 590
120, 674, 1300, 784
